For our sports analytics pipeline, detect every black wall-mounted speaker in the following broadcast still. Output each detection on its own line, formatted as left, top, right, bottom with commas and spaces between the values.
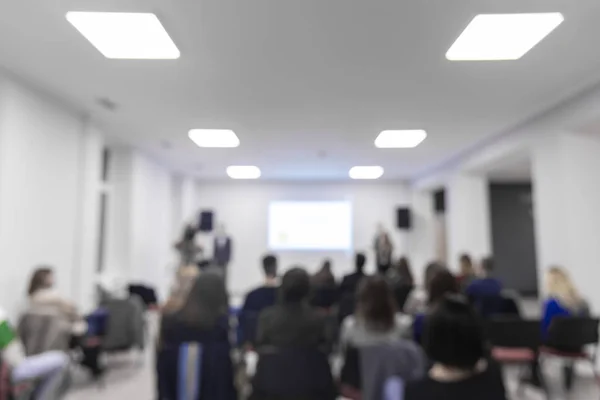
396, 207, 412, 230
198, 210, 214, 232
434, 189, 446, 214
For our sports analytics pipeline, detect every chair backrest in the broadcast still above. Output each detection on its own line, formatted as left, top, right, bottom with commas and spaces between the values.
103, 297, 144, 351
311, 286, 339, 309
486, 318, 541, 349
340, 346, 361, 390
338, 294, 356, 325
471, 295, 504, 319
17, 309, 70, 356
239, 311, 260, 346
547, 317, 600, 349
499, 295, 521, 317
393, 285, 413, 312
252, 347, 336, 399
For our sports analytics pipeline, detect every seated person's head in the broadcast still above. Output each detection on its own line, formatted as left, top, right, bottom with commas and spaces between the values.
321, 259, 332, 273
177, 270, 228, 330
28, 267, 54, 296
428, 269, 459, 306
355, 252, 367, 273
280, 268, 310, 304
262, 254, 278, 279
357, 276, 396, 332
424, 261, 445, 290
546, 266, 583, 310
480, 256, 494, 277
423, 295, 485, 371
459, 253, 474, 276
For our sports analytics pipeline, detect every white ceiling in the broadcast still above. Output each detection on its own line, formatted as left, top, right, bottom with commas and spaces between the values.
1, 0, 600, 180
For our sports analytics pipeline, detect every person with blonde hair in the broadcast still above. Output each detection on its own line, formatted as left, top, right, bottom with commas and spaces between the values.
534, 266, 589, 391
541, 266, 588, 337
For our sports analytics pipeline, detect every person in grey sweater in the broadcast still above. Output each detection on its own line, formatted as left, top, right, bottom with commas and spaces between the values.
340, 275, 413, 349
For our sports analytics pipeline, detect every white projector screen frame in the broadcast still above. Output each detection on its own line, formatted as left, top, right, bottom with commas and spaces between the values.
268, 201, 353, 251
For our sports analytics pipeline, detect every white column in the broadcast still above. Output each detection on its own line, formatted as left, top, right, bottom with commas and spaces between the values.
446, 174, 492, 271
72, 122, 103, 312
407, 189, 436, 284
181, 176, 197, 224
532, 132, 600, 310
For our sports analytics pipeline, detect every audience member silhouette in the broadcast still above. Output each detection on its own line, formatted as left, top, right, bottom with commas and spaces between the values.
339, 253, 368, 297
413, 269, 459, 343
465, 257, 503, 298
456, 253, 476, 290
405, 296, 507, 400
312, 259, 336, 288
158, 270, 236, 399
239, 254, 279, 345
340, 275, 412, 348
404, 261, 445, 315
386, 256, 414, 287
256, 268, 329, 348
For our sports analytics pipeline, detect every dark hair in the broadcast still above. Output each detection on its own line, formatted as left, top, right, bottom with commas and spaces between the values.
357, 276, 396, 332
28, 267, 53, 296
280, 268, 310, 303
262, 254, 278, 277
428, 269, 459, 305
481, 257, 494, 273
396, 256, 414, 286
322, 259, 332, 271
177, 270, 228, 330
423, 296, 485, 370
459, 253, 474, 274
355, 253, 367, 273
424, 262, 445, 290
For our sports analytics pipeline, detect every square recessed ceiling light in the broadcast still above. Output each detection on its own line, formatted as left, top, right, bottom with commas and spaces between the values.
375, 130, 427, 148
188, 129, 240, 148
227, 166, 261, 179
66, 12, 180, 59
446, 13, 564, 61
349, 166, 384, 180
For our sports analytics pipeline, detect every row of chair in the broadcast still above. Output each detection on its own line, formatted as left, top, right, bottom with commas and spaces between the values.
487, 316, 600, 397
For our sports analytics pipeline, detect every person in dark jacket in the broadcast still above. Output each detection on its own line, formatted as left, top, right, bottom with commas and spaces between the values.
465, 257, 503, 298
256, 268, 329, 349
239, 254, 279, 345
339, 253, 368, 297
157, 270, 237, 400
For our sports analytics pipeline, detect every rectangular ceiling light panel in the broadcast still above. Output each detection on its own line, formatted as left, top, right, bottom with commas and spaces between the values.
446, 13, 564, 61
375, 130, 427, 148
66, 12, 180, 59
349, 166, 384, 180
188, 129, 240, 148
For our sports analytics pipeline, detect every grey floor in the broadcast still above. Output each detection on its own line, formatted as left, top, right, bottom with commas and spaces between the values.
65, 302, 600, 400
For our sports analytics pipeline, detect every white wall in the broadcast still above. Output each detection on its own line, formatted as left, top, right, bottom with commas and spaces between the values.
194, 182, 411, 295
0, 76, 103, 318
407, 190, 436, 284
532, 132, 600, 311
105, 149, 177, 300
446, 174, 492, 271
